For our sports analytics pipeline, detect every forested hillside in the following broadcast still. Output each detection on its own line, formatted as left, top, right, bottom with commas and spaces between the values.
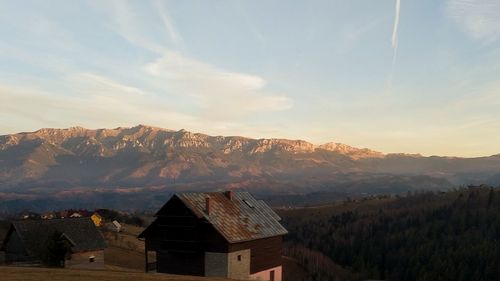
279, 186, 500, 281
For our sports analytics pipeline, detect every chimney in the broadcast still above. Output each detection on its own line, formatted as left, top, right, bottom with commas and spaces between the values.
205, 196, 211, 215
225, 190, 234, 201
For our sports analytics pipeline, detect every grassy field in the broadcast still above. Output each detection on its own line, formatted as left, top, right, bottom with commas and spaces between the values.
104, 247, 145, 271
104, 224, 145, 252
1, 223, 305, 280
0, 266, 233, 281
101, 223, 153, 271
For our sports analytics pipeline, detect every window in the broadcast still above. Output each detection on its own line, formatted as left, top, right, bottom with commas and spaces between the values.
237, 255, 241, 261
89, 256, 95, 263
270, 270, 275, 281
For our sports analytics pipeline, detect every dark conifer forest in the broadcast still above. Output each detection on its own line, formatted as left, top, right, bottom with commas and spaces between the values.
279, 186, 500, 281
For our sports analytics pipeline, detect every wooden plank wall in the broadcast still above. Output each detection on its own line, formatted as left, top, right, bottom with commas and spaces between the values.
229, 236, 283, 274
145, 196, 284, 276
157, 251, 204, 275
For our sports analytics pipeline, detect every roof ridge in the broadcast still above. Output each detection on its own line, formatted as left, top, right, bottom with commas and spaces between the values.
175, 191, 287, 243
7, 217, 107, 254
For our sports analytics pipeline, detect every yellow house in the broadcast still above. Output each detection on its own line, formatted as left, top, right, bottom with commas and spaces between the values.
91, 213, 104, 227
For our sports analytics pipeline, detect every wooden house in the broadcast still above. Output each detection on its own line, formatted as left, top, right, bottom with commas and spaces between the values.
1, 217, 107, 269
138, 191, 287, 281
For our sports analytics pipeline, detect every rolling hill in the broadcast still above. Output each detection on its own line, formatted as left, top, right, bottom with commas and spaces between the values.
278, 186, 500, 280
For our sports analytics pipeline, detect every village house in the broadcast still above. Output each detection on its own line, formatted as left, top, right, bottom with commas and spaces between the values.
59, 210, 69, 219
104, 220, 122, 232
69, 212, 83, 218
139, 191, 287, 281
20, 211, 40, 220
91, 212, 104, 227
41, 212, 56, 220
111, 220, 122, 232
1, 217, 107, 269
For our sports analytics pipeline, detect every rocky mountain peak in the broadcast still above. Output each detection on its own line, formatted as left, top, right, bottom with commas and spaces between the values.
317, 142, 384, 159
1, 125, 386, 159
1, 125, 500, 203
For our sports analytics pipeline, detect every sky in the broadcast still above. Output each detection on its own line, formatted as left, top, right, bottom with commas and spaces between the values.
1, 0, 500, 157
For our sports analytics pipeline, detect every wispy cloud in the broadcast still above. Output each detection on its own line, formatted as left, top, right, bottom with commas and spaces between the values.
72, 73, 146, 96
0, 71, 291, 138
0, 1, 293, 137
98, 0, 166, 54
154, 0, 184, 47
448, 0, 500, 42
144, 50, 293, 119
94, 0, 292, 120
0, 76, 197, 133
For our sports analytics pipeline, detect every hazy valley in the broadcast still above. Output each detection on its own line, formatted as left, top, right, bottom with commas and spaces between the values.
1, 125, 500, 212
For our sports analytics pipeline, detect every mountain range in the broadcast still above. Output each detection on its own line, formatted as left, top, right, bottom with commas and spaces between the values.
1, 125, 500, 211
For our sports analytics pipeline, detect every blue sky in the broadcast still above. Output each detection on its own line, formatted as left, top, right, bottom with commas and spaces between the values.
1, 0, 500, 157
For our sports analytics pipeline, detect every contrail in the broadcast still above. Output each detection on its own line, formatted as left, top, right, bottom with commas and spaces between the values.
388, 0, 401, 88
392, 0, 401, 49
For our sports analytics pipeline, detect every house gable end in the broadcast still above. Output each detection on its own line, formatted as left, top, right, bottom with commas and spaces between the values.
3, 227, 32, 262
140, 195, 203, 239
156, 195, 203, 217
1, 224, 15, 251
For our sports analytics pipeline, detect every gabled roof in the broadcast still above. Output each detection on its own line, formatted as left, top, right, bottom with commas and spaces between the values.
92, 212, 103, 219
3, 217, 107, 255
145, 191, 287, 243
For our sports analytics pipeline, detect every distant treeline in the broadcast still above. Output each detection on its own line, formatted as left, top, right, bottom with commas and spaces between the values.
279, 186, 500, 281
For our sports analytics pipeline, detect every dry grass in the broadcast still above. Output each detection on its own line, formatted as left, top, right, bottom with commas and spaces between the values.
0, 266, 232, 281
120, 224, 144, 236
104, 246, 145, 271
103, 224, 145, 253
102, 224, 156, 272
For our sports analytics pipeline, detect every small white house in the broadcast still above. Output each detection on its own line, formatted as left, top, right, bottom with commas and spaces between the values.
111, 220, 122, 232
105, 220, 122, 232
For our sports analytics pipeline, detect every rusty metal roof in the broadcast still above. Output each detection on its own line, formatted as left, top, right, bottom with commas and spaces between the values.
176, 191, 287, 243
